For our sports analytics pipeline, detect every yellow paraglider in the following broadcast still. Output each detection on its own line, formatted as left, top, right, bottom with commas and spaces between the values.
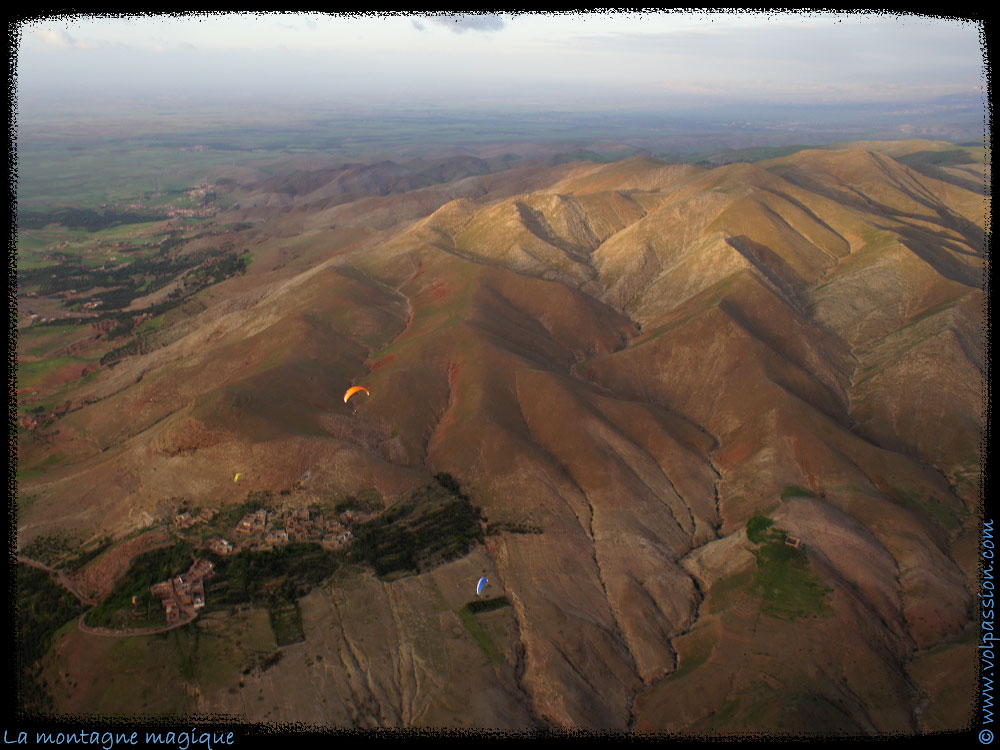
343, 386, 370, 405
234, 473, 242, 483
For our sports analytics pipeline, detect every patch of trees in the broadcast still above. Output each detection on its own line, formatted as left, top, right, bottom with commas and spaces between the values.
22, 245, 248, 316
333, 488, 385, 514
350, 476, 485, 579
20, 533, 77, 567
182, 252, 250, 291
21, 249, 189, 299
206, 543, 341, 608
99, 335, 158, 367
30, 250, 252, 368
16, 563, 87, 712
486, 520, 543, 535
157, 233, 189, 254
17, 207, 170, 232
84, 542, 194, 628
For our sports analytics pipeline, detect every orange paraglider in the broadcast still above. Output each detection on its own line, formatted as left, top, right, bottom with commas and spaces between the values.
343, 386, 370, 405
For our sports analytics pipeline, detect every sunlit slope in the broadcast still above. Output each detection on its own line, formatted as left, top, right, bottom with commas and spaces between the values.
486, 145, 984, 499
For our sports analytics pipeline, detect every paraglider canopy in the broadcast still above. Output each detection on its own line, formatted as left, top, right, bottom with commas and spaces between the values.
234, 473, 242, 483
476, 577, 488, 597
344, 386, 370, 405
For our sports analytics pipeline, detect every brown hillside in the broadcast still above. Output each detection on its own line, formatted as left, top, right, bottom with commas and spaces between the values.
18, 142, 985, 733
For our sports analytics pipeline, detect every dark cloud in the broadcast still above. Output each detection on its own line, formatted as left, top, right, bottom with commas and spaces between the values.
429, 14, 504, 33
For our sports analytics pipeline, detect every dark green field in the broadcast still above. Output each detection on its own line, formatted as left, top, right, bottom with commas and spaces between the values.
349, 474, 485, 579
745, 513, 832, 621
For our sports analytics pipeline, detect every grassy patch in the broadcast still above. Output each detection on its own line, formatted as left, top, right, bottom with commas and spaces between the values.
17, 206, 171, 233
135, 313, 166, 334
745, 513, 831, 621
891, 487, 963, 531
708, 568, 754, 611
668, 627, 718, 681
455, 605, 503, 666
18, 322, 89, 358
700, 698, 741, 733
751, 541, 832, 621
466, 596, 510, 614
89, 634, 194, 715
746, 513, 776, 544
17, 356, 94, 389
780, 485, 815, 501
171, 626, 199, 680
16, 565, 87, 666
268, 596, 305, 646
195, 491, 276, 539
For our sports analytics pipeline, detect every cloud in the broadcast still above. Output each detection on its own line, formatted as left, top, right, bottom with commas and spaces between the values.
412, 19, 426, 32
31, 28, 78, 49
429, 14, 504, 33
28, 25, 132, 52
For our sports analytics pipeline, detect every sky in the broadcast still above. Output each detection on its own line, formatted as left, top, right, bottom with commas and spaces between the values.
13, 11, 987, 111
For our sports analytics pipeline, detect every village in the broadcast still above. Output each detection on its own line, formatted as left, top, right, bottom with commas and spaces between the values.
148, 500, 374, 624
146, 557, 215, 626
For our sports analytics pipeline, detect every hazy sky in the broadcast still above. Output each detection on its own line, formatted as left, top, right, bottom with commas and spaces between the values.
14, 11, 986, 110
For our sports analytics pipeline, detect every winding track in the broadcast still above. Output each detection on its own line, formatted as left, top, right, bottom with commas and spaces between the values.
18, 554, 199, 637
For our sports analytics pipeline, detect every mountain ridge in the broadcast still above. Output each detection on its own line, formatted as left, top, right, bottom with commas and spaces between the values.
16, 139, 986, 732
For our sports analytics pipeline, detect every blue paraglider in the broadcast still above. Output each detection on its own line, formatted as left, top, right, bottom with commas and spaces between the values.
476, 576, 488, 597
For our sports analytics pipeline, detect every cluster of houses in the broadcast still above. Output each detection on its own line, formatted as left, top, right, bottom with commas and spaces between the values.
149, 558, 215, 625
207, 537, 235, 556
91, 318, 119, 334
18, 413, 44, 431
202, 506, 363, 556
235, 508, 270, 536
18, 400, 73, 432
174, 507, 219, 529
286, 507, 357, 551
